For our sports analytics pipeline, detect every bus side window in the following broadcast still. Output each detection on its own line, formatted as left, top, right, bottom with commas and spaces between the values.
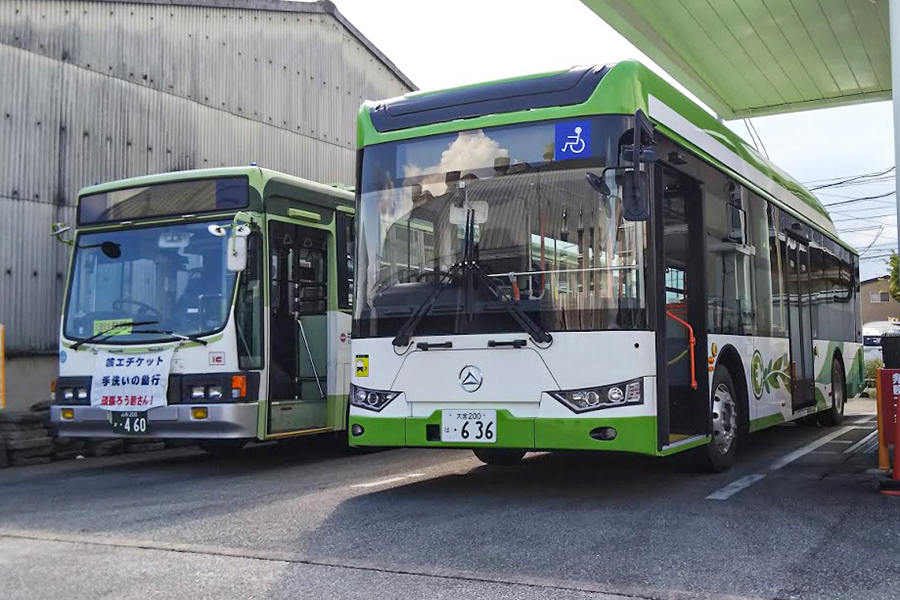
336, 213, 354, 310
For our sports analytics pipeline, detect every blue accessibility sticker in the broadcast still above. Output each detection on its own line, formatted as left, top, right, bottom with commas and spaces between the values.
555, 120, 591, 161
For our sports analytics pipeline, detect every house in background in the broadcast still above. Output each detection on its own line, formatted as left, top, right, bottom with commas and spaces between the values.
861, 276, 900, 324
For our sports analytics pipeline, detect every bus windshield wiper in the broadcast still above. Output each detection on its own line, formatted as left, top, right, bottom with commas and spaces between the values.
126, 329, 209, 346
470, 264, 552, 345
71, 321, 159, 350
456, 204, 551, 346
391, 265, 462, 347
391, 206, 552, 347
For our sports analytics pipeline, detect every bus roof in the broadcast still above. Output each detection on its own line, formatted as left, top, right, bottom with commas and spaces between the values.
76, 166, 354, 205
358, 60, 852, 254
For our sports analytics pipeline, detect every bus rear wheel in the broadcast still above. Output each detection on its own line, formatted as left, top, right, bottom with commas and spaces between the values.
819, 358, 846, 426
699, 365, 740, 473
473, 448, 526, 466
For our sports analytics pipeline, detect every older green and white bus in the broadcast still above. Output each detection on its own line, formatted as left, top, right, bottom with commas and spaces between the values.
51, 167, 356, 453
348, 61, 863, 471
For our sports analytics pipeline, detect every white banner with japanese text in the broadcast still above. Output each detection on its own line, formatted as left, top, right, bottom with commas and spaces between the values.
90, 348, 175, 411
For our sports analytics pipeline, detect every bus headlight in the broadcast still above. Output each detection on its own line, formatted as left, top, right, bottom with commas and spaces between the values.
63, 388, 75, 402
349, 384, 399, 412
548, 378, 643, 413
76, 388, 89, 401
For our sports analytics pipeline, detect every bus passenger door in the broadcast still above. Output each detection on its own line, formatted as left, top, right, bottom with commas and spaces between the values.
658, 168, 709, 445
268, 221, 330, 434
784, 235, 816, 411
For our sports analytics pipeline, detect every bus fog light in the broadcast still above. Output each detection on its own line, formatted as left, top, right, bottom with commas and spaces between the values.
349, 384, 400, 412
590, 427, 617, 441
207, 386, 223, 400
191, 407, 208, 420
190, 386, 205, 399
61, 408, 75, 420
351, 424, 364, 437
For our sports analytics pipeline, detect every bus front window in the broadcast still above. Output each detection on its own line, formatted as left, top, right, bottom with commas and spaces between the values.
64, 220, 238, 344
354, 116, 648, 339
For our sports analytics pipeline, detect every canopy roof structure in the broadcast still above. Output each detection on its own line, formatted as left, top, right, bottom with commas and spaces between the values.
580, 0, 891, 118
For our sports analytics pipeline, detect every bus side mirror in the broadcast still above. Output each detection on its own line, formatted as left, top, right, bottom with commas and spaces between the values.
622, 170, 649, 221
227, 225, 251, 272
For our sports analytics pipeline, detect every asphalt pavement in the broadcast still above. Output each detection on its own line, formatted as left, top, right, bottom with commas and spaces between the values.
1, 398, 897, 600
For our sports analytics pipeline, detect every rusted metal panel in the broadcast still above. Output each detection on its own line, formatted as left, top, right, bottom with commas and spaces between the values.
0, 0, 414, 353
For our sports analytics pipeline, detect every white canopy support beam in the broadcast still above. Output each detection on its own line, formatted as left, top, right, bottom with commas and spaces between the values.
892, 0, 900, 268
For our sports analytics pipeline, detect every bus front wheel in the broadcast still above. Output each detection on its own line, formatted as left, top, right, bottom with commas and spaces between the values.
699, 365, 740, 473
473, 448, 526, 466
819, 358, 846, 426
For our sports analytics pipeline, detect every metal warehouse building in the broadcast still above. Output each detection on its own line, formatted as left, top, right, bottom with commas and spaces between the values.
0, 0, 415, 409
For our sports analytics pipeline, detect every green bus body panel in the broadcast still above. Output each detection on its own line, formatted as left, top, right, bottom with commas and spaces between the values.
349, 412, 660, 456
357, 60, 853, 252
535, 416, 657, 454
749, 412, 786, 433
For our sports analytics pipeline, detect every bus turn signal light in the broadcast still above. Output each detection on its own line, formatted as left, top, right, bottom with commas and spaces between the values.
231, 375, 247, 399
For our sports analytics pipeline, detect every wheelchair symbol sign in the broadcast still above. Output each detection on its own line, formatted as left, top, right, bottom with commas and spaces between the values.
555, 121, 591, 161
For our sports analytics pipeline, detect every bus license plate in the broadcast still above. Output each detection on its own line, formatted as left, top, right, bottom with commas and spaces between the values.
441, 410, 496, 443
110, 411, 149, 435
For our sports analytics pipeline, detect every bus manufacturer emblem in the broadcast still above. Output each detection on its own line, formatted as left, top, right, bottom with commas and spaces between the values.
459, 365, 483, 393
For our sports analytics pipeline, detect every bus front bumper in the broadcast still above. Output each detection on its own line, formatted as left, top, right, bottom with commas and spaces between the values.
349, 410, 658, 455
51, 403, 259, 439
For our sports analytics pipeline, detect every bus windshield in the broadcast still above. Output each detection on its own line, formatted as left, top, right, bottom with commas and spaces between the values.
355, 115, 648, 339
64, 220, 238, 344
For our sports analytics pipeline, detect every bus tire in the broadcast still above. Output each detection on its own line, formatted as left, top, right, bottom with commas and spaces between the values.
699, 365, 740, 473
473, 448, 526, 466
198, 439, 247, 456
819, 358, 846, 426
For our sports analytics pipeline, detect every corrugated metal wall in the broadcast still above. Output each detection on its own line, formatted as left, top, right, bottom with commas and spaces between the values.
0, 0, 413, 353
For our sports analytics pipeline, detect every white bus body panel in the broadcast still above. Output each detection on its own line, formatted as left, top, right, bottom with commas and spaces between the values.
352, 331, 657, 419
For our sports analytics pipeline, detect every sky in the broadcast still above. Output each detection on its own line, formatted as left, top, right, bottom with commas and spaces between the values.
330, 0, 896, 280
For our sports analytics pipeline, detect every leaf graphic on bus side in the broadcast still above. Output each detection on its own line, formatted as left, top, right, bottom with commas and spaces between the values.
768, 373, 781, 389
773, 355, 783, 372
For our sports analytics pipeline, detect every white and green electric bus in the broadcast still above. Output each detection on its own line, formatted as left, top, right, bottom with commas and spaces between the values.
347, 61, 863, 471
51, 167, 356, 453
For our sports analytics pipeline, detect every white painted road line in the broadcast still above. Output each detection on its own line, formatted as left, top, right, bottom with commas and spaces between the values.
707, 424, 857, 501
843, 430, 879, 454
351, 473, 424, 489
767, 425, 857, 471
705, 474, 767, 500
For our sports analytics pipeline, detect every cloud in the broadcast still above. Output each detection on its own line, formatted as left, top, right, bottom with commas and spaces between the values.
403, 130, 509, 196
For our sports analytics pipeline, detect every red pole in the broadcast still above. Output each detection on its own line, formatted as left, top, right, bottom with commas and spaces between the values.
881, 378, 900, 495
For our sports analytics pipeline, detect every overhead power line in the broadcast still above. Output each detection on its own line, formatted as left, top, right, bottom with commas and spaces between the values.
803, 165, 894, 186
822, 190, 897, 207
808, 166, 895, 191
